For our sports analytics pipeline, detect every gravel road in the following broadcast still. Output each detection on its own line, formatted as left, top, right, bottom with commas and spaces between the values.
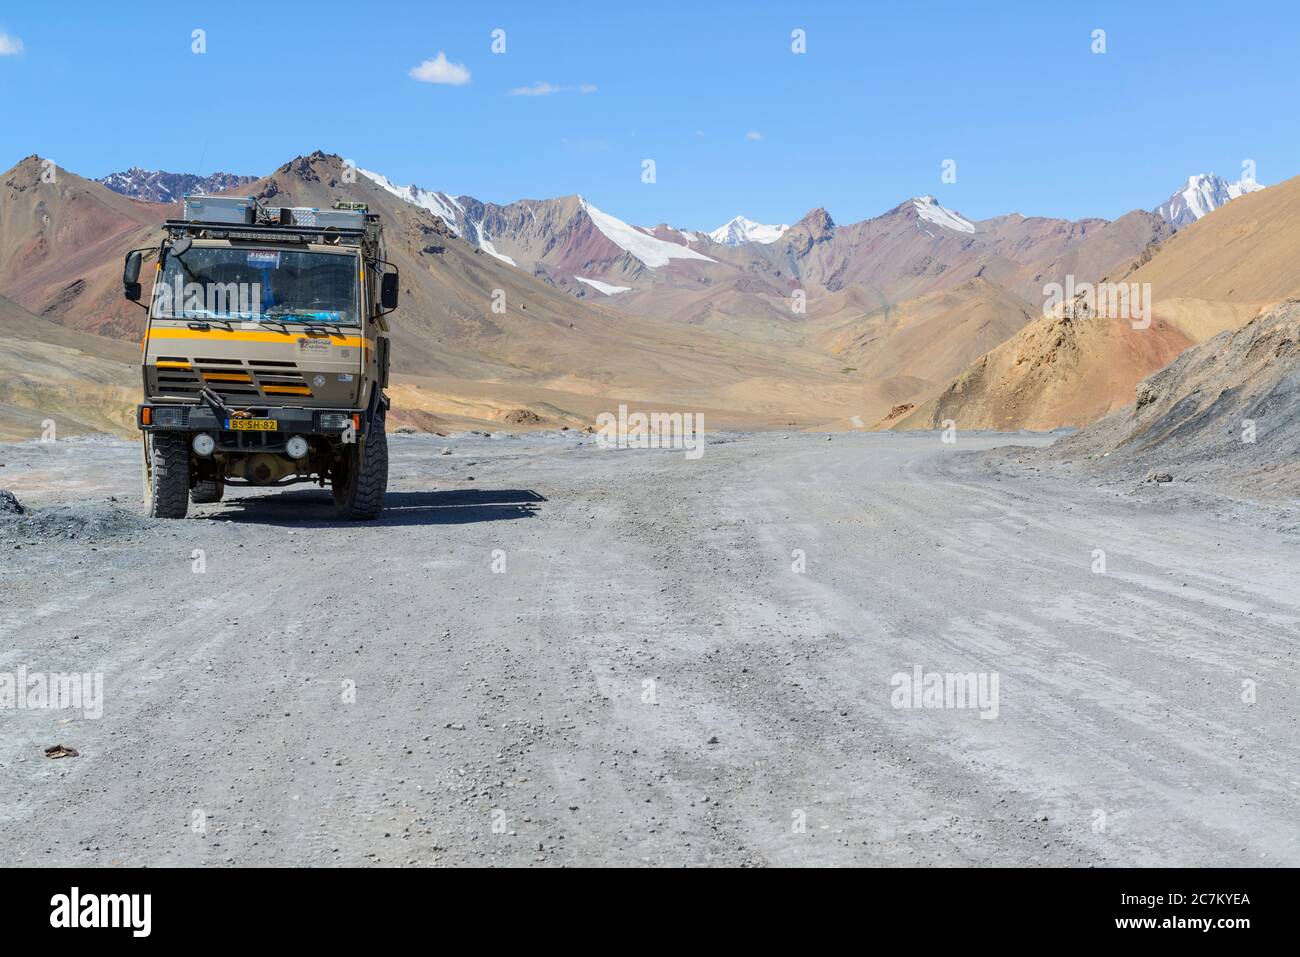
2, 431, 1297, 867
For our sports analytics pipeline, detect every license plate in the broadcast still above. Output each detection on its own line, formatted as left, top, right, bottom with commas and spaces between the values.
226, 418, 278, 432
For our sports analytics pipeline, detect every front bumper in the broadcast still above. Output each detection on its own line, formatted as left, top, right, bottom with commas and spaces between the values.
137, 402, 363, 438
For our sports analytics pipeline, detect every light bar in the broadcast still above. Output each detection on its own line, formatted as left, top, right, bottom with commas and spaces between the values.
163, 221, 365, 246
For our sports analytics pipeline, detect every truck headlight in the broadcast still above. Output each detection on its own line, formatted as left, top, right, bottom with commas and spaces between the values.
153, 406, 186, 429
192, 433, 216, 457
319, 413, 350, 431
286, 435, 310, 460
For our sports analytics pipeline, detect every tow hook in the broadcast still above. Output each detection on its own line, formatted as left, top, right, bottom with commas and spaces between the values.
198, 387, 233, 422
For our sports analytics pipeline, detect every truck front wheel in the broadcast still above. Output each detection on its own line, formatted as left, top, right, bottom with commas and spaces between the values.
142, 432, 191, 519
331, 414, 388, 520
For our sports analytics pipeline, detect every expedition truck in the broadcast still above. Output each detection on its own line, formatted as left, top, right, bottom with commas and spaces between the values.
122, 196, 399, 520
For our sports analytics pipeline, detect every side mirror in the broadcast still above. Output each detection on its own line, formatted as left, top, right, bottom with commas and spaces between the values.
381, 271, 399, 311
123, 250, 143, 301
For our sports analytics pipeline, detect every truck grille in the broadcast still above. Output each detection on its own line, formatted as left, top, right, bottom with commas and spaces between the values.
153, 357, 313, 400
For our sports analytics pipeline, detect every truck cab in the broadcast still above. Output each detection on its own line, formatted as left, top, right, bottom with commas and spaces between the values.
124, 196, 398, 520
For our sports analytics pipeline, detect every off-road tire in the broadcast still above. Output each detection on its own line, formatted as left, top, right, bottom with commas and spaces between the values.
143, 431, 190, 519
190, 478, 225, 504
332, 414, 388, 520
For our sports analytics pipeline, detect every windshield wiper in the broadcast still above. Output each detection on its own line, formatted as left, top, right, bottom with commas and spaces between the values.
263, 312, 355, 336
247, 317, 295, 335
177, 309, 234, 321
303, 321, 347, 335
266, 311, 348, 323
168, 310, 234, 330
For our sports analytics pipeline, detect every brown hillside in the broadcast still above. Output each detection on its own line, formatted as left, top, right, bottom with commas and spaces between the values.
897, 174, 1300, 431
0, 156, 167, 338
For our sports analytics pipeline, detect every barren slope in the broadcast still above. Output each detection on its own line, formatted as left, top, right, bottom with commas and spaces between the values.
1116, 174, 1300, 302
1051, 300, 1300, 498
0, 156, 167, 338
815, 279, 1039, 425
0, 294, 137, 439
893, 312, 1204, 431
899, 175, 1300, 431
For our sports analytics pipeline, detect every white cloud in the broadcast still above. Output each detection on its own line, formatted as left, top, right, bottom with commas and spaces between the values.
509, 81, 563, 96
745, 131, 763, 141
0, 33, 24, 56
408, 52, 470, 85
508, 80, 597, 96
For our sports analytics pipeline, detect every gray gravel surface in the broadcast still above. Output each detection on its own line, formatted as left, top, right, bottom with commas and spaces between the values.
1, 431, 1297, 866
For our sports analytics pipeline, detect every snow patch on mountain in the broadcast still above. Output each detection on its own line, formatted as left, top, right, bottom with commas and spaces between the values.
1154, 173, 1266, 228
579, 198, 716, 268
912, 196, 975, 234
707, 216, 789, 245
358, 167, 462, 234
477, 232, 516, 266
574, 275, 632, 295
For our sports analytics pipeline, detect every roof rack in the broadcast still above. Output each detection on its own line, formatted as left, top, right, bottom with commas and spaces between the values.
164, 220, 368, 246
179, 194, 372, 228
170, 194, 384, 252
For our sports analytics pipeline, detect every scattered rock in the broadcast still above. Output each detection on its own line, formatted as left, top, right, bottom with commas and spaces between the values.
0, 490, 22, 515
44, 744, 79, 759
1, 502, 152, 542
1146, 472, 1174, 484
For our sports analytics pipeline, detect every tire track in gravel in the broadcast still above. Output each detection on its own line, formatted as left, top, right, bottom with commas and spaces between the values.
3, 431, 1298, 866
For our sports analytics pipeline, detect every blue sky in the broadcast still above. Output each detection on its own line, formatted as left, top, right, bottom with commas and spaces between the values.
1, 1, 1295, 229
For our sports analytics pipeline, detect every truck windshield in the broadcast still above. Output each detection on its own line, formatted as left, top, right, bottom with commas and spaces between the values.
152, 246, 360, 325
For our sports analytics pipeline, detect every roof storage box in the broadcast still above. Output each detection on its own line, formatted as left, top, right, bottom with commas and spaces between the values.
279, 206, 367, 230
182, 195, 258, 225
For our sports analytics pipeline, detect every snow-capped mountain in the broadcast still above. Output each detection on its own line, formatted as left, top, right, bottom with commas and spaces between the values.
708, 216, 789, 246
1154, 173, 1265, 229
359, 165, 716, 275
357, 168, 463, 235
911, 196, 975, 234
581, 198, 715, 268
346, 160, 1167, 318
96, 168, 256, 204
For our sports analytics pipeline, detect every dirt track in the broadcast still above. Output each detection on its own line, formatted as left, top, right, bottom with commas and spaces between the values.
2, 431, 1297, 866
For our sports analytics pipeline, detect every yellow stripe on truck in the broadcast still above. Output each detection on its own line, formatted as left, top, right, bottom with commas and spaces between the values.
202, 372, 252, 382
263, 385, 313, 396
145, 329, 365, 347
